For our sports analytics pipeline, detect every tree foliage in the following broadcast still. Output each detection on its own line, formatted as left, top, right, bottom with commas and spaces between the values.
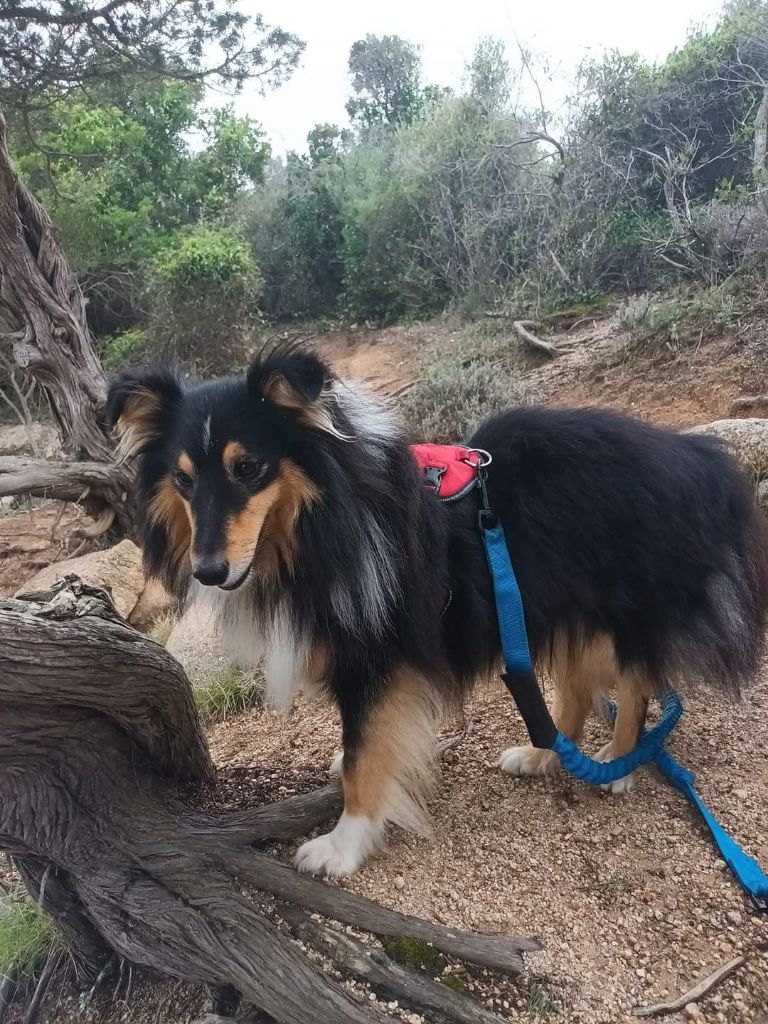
345, 34, 425, 131
0, 1, 304, 120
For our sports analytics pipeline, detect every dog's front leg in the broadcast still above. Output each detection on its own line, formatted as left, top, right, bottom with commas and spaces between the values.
295, 663, 438, 878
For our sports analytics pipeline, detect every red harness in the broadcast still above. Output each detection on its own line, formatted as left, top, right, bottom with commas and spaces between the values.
409, 444, 486, 617
409, 444, 482, 501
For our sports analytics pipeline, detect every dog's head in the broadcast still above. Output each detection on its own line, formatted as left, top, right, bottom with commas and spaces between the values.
106, 346, 340, 594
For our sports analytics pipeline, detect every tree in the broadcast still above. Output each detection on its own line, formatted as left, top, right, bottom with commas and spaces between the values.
466, 37, 511, 113
0, 2, 302, 529
345, 35, 424, 132
0, 2, 303, 122
306, 122, 351, 166
0, 578, 538, 1023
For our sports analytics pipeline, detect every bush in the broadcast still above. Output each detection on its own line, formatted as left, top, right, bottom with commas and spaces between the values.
101, 327, 151, 371
400, 358, 529, 442
147, 227, 262, 368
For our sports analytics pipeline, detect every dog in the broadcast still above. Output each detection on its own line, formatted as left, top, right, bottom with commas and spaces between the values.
107, 344, 768, 878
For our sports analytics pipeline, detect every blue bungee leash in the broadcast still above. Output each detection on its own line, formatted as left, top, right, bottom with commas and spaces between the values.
473, 452, 768, 912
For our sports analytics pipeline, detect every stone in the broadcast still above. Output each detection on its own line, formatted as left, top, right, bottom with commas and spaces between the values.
687, 418, 768, 478
166, 600, 233, 690
16, 539, 144, 619
0, 422, 61, 458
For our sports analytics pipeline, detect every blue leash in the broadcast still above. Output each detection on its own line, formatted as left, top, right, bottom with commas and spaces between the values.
479, 492, 768, 911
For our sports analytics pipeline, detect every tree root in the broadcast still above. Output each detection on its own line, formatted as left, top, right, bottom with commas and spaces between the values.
281, 906, 510, 1024
0, 579, 540, 1024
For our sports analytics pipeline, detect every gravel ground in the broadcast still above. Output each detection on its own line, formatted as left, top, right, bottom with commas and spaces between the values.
208, 672, 768, 1024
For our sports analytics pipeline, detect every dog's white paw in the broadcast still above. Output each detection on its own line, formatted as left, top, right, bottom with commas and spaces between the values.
329, 750, 344, 777
499, 745, 558, 777
595, 742, 637, 795
294, 813, 381, 878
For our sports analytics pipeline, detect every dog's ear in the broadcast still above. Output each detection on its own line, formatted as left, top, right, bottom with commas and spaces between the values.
247, 347, 349, 438
247, 347, 327, 410
106, 365, 183, 458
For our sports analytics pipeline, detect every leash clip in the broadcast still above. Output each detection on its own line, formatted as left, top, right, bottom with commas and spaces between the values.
469, 449, 496, 530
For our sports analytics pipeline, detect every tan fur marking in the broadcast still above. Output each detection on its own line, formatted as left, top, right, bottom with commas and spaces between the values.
223, 479, 283, 567
177, 452, 196, 478
263, 374, 350, 440
148, 476, 193, 568
252, 460, 320, 577
113, 389, 163, 461
342, 665, 440, 833
222, 441, 247, 474
506, 632, 653, 774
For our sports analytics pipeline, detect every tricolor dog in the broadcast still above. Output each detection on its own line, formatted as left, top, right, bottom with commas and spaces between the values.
107, 344, 768, 877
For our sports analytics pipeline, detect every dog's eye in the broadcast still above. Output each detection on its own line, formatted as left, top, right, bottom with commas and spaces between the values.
174, 469, 194, 492
233, 458, 266, 485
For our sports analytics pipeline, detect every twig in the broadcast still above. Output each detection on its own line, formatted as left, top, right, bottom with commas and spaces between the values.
632, 954, 746, 1018
388, 380, 417, 399
74, 506, 115, 539
23, 949, 62, 1024
281, 907, 509, 1024
49, 501, 67, 542
512, 320, 559, 357
0, 972, 17, 1024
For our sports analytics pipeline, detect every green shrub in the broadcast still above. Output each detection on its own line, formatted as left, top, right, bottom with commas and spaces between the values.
195, 668, 264, 725
147, 227, 262, 368
400, 358, 529, 442
0, 890, 59, 983
101, 327, 151, 370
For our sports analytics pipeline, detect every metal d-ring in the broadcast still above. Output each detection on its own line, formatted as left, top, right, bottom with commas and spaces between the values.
465, 447, 492, 468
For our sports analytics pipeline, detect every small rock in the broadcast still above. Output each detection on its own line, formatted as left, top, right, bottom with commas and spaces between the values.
394, 876, 406, 891
733, 788, 748, 801
684, 1003, 701, 1020
16, 538, 144, 619
726, 910, 743, 926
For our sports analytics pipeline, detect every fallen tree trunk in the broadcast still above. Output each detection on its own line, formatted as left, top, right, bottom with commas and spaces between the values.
0, 578, 539, 1024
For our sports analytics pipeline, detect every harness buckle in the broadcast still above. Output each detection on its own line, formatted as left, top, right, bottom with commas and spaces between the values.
749, 891, 768, 913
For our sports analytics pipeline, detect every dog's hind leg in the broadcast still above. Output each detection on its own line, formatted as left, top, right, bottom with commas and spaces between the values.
295, 664, 439, 878
594, 671, 651, 796
499, 633, 611, 780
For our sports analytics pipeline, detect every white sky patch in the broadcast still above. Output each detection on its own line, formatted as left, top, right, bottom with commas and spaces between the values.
216, 0, 720, 155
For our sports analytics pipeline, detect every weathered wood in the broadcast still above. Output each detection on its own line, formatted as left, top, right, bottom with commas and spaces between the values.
0, 113, 133, 532
0, 455, 129, 522
512, 320, 559, 357
225, 851, 540, 974
23, 949, 62, 1024
632, 955, 747, 1018
0, 973, 17, 1024
0, 579, 539, 1023
0, 114, 111, 462
282, 907, 510, 1024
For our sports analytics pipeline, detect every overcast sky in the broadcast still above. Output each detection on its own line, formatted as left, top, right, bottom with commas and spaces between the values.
226, 0, 721, 154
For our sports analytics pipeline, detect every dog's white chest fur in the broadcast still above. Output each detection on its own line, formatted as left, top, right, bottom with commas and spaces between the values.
188, 582, 309, 709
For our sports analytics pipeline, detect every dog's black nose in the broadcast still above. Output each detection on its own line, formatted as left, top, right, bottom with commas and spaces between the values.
193, 560, 229, 587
